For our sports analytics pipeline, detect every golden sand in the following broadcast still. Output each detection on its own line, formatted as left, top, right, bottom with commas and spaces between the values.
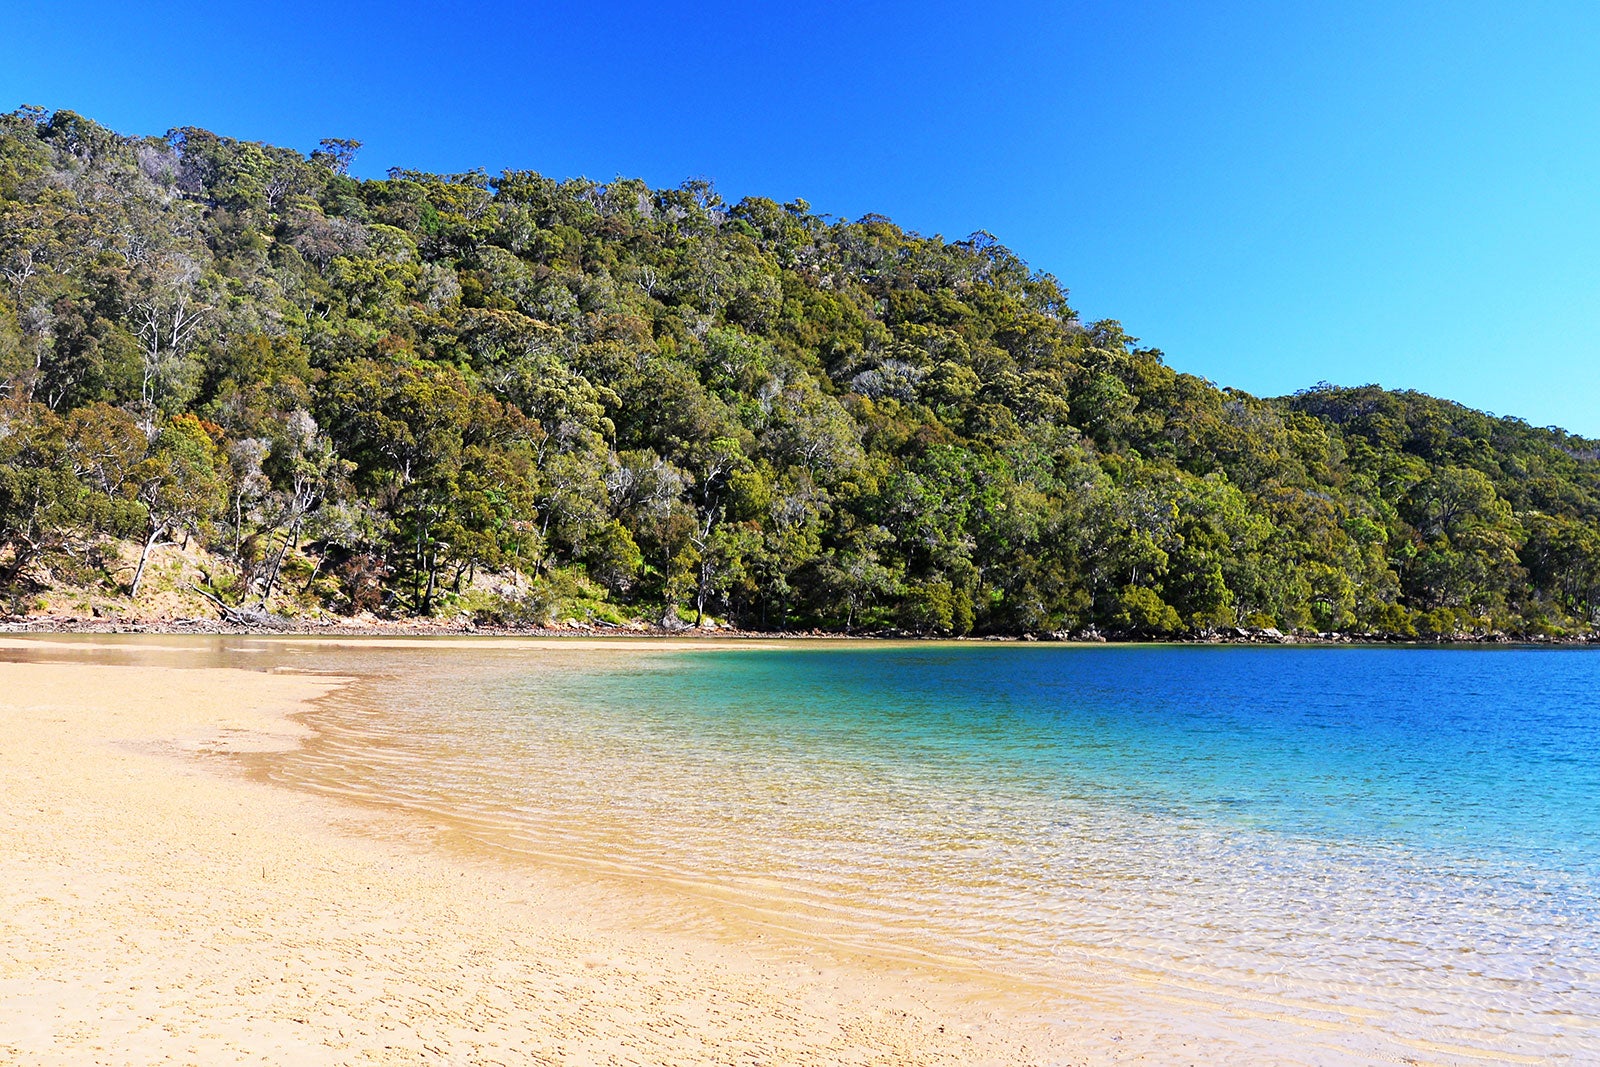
0, 653, 1072, 1065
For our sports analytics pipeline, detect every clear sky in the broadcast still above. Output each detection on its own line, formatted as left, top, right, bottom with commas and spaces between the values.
5, 1, 1599, 433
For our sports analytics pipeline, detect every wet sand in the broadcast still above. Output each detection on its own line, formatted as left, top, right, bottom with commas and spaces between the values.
0, 651, 1072, 1065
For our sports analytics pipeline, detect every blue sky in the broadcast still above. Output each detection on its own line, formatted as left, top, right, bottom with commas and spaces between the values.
6, 1, 1600, 433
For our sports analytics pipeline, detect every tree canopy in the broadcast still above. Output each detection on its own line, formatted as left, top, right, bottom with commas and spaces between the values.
2, 105, 1598, 637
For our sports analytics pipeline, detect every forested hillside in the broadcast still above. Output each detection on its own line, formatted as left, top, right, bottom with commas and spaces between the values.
2, 106, 1598, 636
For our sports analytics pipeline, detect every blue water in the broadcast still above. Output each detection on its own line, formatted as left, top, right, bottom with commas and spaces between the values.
33, 637, 1585, 1061
565, 644, 1600, 871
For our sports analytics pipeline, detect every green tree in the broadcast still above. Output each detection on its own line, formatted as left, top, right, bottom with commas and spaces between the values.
129, 414, 227, 597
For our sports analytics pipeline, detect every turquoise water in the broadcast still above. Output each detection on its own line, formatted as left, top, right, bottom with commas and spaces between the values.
19, 637, 1586, 1061
565, 644, 1600, 862
246, 641, 1600, 1062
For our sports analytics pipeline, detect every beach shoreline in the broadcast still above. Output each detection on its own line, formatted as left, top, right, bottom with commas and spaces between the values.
0, 641, 1075, 1065
3, 610, 1593, 648
3, 635, 1563, 1065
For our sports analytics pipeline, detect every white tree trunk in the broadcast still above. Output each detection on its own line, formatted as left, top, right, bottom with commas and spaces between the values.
129, 527, 164, 598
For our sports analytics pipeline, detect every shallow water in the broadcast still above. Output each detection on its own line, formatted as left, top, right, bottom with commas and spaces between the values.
11, 637, 1599, 1061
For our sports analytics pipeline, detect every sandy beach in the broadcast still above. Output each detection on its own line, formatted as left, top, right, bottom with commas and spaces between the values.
0, 645, 1075, 1066
1, 637, 1570, 1066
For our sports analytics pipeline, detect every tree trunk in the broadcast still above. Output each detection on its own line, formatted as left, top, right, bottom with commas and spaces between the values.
130, 527, 163, 598
300, 554, 323, 594
421, 551, 438, 614
258, 519, 299, 608
695, 559, 711, 627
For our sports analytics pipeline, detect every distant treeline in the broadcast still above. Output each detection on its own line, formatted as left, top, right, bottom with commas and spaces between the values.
2, 106, 1598, 635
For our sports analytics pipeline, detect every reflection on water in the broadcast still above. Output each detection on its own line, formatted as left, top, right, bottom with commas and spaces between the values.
10, 636, 1600, 1062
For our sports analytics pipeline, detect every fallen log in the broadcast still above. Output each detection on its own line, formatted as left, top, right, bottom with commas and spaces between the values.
188, 585, 294, 630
